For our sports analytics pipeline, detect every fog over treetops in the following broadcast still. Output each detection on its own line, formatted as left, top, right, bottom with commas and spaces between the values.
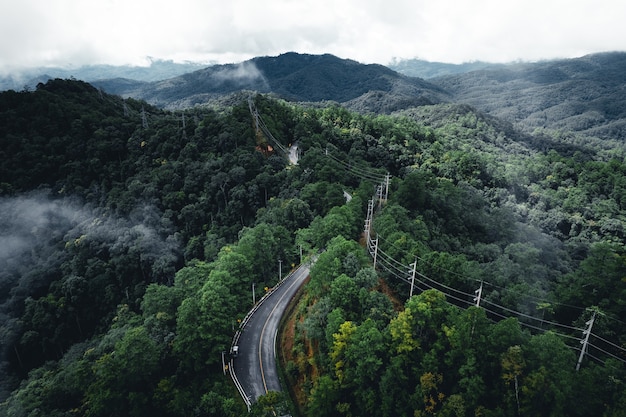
0, 192, 181, 399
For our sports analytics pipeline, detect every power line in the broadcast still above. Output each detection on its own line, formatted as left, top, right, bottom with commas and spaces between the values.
588, 342, 626, 365
248, 98, 290, 157
416, 269, 476, 299
480, 279, 586, 313
373, 231, 584, 332
590, 333, 626, 356
376, 232, 589, 314
584, 349, 607, 366
325, 150, 387, 183
325, 151, 376, 176
322, 127, 624, 367
481, 299, 583, 333
383, 241, 625, 366
324, 143, 388, 181
375, 234, 585, 333
375, 246, 475, 308
366, 214, 626, 365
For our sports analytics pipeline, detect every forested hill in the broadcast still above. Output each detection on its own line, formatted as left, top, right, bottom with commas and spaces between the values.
388, 58, 506, 79
90, 51, 626, 142
1, 79, 626, 416
430, 52, 626, 140
92, 52, 448, 111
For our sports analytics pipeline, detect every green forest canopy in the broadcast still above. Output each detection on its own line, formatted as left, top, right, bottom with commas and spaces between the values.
0, 79, 625, 416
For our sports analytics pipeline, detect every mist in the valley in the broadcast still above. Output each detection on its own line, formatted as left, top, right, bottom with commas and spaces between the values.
0, 191, 181, 400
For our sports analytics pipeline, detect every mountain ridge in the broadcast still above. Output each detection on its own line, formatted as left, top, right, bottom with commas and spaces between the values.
2, 72, 626, 416
430, 51, 626, 139
388, 58, 507, 78
13, 51, 626, 140
91, 52, 449, 111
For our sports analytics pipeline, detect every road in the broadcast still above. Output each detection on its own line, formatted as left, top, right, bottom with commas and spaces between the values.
230, 262, 311, 408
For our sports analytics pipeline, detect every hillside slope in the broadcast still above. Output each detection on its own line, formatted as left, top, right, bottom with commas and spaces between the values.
431, 52, 626, 140
1, 81, 626, 416
388, 58, 505, 78
93, 52, 449, 111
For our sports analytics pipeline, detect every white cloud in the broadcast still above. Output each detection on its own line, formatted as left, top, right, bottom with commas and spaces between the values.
1, 0, 624, 74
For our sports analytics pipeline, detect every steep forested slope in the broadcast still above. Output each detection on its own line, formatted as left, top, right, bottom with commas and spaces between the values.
1, 80, 625, 417
284, 102, 626, 417
0, 81, 307, 415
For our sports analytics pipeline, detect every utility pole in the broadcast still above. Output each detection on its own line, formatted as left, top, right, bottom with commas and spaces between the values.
474, 281, 483, 307
409, 259, 417, 298
248, 97, 259, 132
376, 183, 384, 208
576, 311, 597, 371
371, 236, 379, 269
364, 199, 374, 243
384, 173, 389, 201
221, 351, 227, 375
141, 106, 148, 129
252, 282, 256, 305
278, 259, 282, 280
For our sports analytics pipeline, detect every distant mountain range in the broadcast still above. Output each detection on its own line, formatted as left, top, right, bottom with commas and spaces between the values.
429, 52, 626, 140
388, 58, 506, 78
0, 55, 484, 92
4, 51, 626, 140
0, 58, 208, 92
90, 53, 450, 112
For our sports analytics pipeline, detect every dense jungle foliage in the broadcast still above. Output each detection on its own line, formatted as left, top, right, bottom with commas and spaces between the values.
0, 79, 625, 416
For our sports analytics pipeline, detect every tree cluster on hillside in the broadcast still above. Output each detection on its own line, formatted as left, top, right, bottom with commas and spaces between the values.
276, 101, 626, 416
0, 80, 625, 416
286, 180, 626, 416
0, 82, 308, 415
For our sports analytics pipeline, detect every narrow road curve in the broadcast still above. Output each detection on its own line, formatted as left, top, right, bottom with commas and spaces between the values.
230, 262, 311, 408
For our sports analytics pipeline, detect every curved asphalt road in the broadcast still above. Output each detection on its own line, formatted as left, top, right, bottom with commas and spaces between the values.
230, 262, 311, 408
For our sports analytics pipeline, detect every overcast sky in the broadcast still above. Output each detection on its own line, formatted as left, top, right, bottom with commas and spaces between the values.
1, 0, 624, 74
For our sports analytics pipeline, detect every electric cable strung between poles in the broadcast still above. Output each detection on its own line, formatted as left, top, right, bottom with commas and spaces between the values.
248, 97, 290, 157
374, 233, 604, 333
373, 227, 626, 366
324, 148, 388, 184
377, 232, 604, 339
320, 129, 625, 370
360, 178, 625, 370
382, 231, 591, 315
